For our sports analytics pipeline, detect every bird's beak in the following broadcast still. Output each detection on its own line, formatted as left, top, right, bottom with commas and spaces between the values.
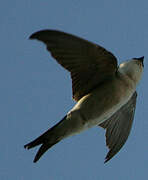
135, 56, 144, 67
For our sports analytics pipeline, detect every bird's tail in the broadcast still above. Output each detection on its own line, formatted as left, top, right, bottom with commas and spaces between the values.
24, 116, 67, 163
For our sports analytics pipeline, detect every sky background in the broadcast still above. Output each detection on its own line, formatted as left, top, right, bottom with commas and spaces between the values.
1, 0, 148, 179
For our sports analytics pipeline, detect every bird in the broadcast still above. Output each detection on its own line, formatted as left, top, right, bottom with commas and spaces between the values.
24, 29, 144, 163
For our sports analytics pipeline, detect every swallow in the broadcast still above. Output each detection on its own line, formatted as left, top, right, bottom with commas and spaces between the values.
24, 29, 144, 163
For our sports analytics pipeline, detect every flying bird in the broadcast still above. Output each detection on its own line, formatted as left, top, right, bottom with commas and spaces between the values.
24, 29, 144, 163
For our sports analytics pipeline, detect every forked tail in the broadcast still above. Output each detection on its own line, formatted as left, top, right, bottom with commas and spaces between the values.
24, 116, 67, 163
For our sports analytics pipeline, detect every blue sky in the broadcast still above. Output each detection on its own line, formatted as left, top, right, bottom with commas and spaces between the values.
1, 0, 148, 179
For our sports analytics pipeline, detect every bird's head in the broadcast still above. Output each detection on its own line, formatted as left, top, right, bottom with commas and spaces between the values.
119, 56, 144, 85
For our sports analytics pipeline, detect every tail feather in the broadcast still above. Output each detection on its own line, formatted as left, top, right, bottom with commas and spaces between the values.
33, 140, 59, 163
24, 132, 46, 150
24, 116, 67, 162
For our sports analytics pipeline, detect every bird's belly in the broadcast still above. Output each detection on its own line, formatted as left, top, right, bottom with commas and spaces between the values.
72, 78, 135, 129
87, 99, 124, 128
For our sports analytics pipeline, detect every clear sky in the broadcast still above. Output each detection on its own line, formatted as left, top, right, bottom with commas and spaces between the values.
1, 0, 148, 179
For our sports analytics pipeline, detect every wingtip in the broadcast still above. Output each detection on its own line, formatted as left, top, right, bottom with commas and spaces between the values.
29, 30, 49, 40
104, 152, 112, 163
29, 31, 42, 40
104, 158, 109, 164
33, 157, 38, 163
29, 32, 37, 40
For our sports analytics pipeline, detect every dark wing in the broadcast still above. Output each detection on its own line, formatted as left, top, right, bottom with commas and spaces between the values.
99, 92, 137, 163
30, 30, 118, 101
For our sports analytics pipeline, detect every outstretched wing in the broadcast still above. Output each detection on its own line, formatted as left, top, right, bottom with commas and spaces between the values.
30, 30, 118, 101
99, 92, 137, 163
